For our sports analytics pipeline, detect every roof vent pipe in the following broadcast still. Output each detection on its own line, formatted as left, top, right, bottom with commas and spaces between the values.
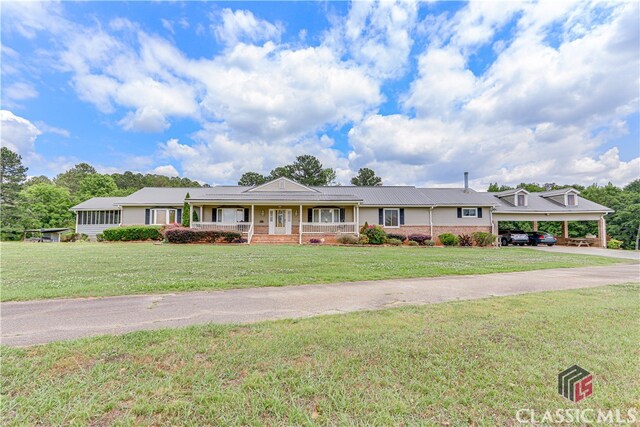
464, 172, 469, 191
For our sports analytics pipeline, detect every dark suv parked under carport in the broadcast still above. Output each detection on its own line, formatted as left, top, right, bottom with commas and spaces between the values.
526, 231, 557, 246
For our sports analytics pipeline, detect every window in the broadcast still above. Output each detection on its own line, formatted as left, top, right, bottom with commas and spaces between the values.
151, 209, 177, 225
78, 210, 120, 225
517, 194, 526, 206
567, 194, 576, 206
384, 208, 400, 227
217, 208, 245, 223
462, 208, 477, 218
312, 208, 340, 223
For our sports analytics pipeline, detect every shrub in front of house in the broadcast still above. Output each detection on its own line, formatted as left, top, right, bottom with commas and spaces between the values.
357, 235, 369, 245
407, 234, 431, 245
607, 239, 623, 249
423, 239, 435, 246
102, 226, 163, 241
472, 232, 497, 247
458, 234, 473, 246
336, 234, 359, 244
438, 233, 458, 246
164, 228, 241, 244
386, 233, 406, 242
386, 238, 403, 246
363, 225, 387, 245
407, 240, 419, 246
309, 238, 322, 244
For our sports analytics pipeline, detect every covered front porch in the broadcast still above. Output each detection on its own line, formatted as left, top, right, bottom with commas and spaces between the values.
189, 203, 360, 244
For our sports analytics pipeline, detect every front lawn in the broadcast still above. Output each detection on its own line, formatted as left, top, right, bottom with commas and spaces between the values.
0, 242, 626, 301
2, 284, 638, 425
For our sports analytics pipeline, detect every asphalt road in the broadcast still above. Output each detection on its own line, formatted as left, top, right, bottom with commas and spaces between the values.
2, 264, 638, 347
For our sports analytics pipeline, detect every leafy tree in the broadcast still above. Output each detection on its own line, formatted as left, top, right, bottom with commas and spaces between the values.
182, 193, 191, 227
54, 163, 97, 195
288, 155, 336, 186
19, 183, 74, 229
238, 172, 268, 186
77, 174, 119, 202
268, 165, 295, 180
351, 168, 382, 186
25, 175, 52, 187
0, 147, 28, 240
487, 183, 512, 192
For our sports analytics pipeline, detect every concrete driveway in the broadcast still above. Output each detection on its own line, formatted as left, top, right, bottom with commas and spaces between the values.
529, 245, 640, 260
2, 264, 638, 347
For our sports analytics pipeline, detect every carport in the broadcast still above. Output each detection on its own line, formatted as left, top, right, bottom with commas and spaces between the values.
492, 212, 608, 247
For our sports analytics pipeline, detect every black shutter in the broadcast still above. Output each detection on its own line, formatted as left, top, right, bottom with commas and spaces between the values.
306, 208, 311, 222
379, 208, 384, 225
244, 208, 249, 222
457, 208, 462, 218
212, 208, 217, 222
400, 208, 405, 225
177, 209, 182, 224
340, 208, 345, 223
477, 208, 482, 218
145, 209, 150, 224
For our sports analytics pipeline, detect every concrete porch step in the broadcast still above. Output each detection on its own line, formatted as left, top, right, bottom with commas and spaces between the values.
250, 234, 300, 244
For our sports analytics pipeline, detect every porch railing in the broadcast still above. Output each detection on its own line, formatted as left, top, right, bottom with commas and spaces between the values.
191, 222, 252, 233
301, 222, 357, 234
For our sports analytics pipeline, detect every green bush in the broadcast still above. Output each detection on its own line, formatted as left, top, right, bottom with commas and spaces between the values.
336, 234, 359, 244
363, 225, 387, 245
472, 232, 497, 247
439, 233, 458, 246
607, 239, 623, 249
96, 233, 104, 242
407, 240, 419, 246
423, 239, 435, 247
386, 238, 403, 246
102, 226, 162, 241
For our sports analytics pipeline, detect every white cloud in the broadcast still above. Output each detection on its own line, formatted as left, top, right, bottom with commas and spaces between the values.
151, 164, 180, 177
0, 110, 41, 159
213, 9, 283, 46
3, 81, 39, 103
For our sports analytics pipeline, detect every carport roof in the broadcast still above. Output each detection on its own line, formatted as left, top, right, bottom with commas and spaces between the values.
490, 192, 612, 213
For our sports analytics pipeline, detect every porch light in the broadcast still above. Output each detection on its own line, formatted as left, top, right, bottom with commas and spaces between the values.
260, 209, 265, 216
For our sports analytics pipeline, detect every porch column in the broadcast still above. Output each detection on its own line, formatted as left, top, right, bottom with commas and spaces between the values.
189, 202, 194, 227
532, 221, 538, 232
299, 204, 303, 244
598, 216, 606, 248
200, 206, 203, 223
251, 205, 254, 224
562, 221, 569, 238
356, 205, 360, 236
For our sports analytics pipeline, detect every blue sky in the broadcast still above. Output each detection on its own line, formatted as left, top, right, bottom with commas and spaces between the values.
1, 1, 638, 188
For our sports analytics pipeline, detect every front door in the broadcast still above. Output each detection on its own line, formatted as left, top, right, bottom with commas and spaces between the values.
269, 209, 292, 235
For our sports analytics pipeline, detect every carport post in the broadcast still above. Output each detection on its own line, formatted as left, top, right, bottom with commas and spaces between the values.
562, 221, 569, 239
532, 221, 538, 232
598, 216, 607, 248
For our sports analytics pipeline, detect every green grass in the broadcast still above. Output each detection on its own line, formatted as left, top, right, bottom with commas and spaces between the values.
0, 242, 627, 301
2, 284, 638, 425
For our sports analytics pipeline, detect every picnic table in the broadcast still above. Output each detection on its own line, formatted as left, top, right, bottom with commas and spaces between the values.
567, 238, 591, 247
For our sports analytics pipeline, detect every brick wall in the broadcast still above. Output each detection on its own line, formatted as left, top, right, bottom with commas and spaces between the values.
301, 233, 340, 244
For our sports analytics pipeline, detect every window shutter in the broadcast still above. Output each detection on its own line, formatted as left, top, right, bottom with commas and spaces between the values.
339, 208, 345, 223
212, 208, 217, 222
244, 208, 249, 223
177, 209, 182, 224
400, 208, 405, 225
145, 209, 150, 225
477, 208, 482, 218
457, 208, 462, 218
378, 208, 384, 225
308, 209, 313, 222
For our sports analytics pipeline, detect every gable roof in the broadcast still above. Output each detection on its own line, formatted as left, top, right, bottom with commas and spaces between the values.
493, 188, 529, 197
538, 187, 580, 197
245, 177, 318, 193
71, 197, 125, 210
489, 192, 612, 213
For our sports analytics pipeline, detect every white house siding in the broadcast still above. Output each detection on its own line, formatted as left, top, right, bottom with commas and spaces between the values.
359, 207, 430, 226
431, 207, 492, 226
77, 224, 118, 239
121, 206, 147, 225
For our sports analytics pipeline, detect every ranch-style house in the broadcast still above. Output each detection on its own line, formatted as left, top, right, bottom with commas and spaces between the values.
71, 175, 612, 246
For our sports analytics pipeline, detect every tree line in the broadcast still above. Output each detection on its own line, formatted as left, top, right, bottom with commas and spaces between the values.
0, 147, 201, 240
488, 180, 640, 249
